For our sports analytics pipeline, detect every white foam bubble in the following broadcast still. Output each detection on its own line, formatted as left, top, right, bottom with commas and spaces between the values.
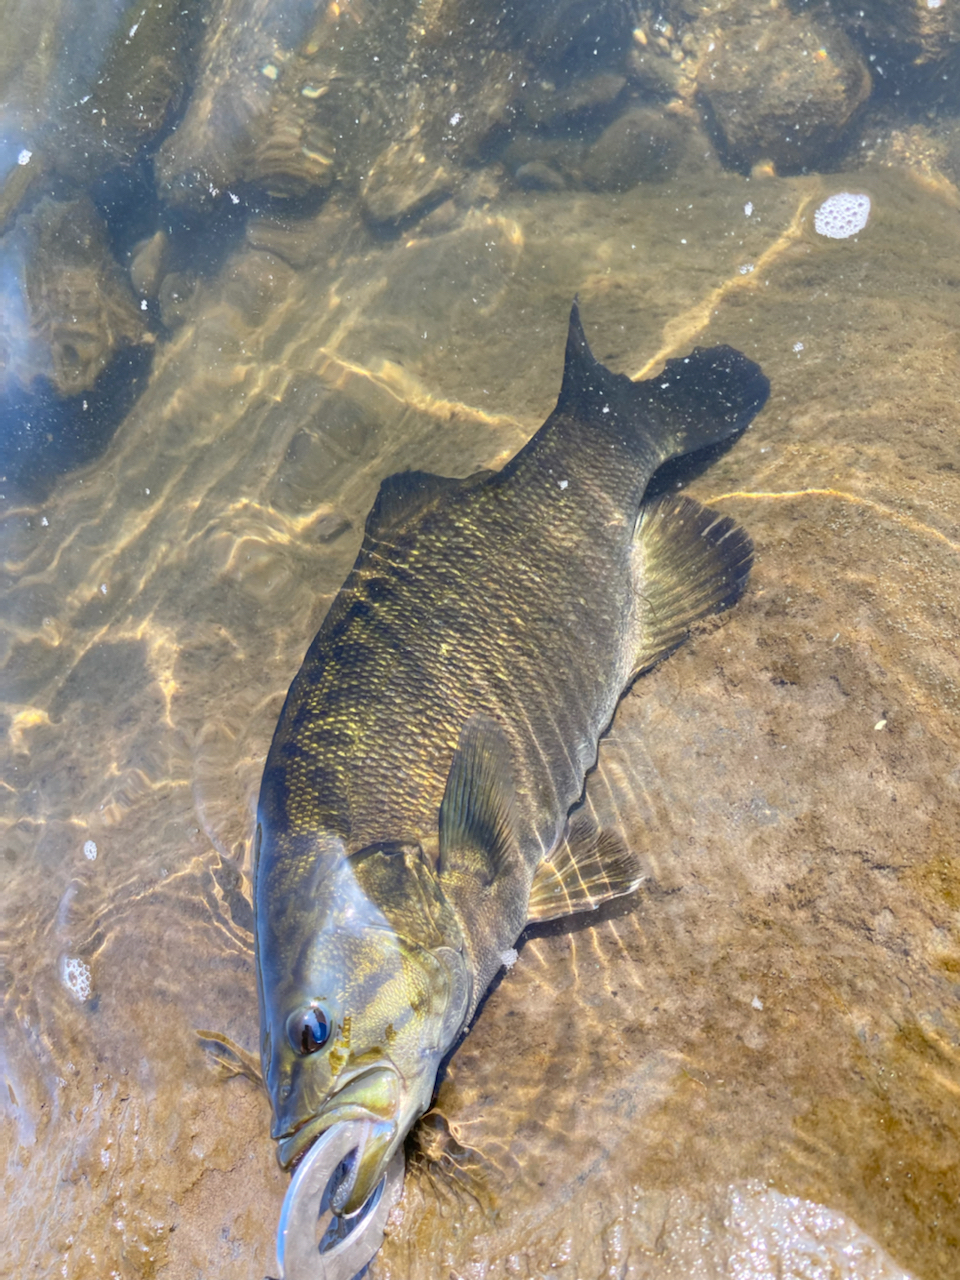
814, 192, 871, 239
83, 839, 97, 861
500, 948, 519, 969
62, 957, 92, 1002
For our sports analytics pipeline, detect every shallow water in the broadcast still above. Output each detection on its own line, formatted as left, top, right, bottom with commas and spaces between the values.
3, 6, 960, 1279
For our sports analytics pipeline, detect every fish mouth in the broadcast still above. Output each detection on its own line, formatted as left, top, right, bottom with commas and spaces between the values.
276, 1066, 401, 1214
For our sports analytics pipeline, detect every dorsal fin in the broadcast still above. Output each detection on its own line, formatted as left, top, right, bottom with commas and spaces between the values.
438, 715, 517, 886
364, 469, 463, 540
554, 298, 621, 420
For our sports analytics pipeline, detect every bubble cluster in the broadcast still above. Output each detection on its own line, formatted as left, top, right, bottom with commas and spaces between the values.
83, 839, 98, 861
62, 957, 92, 1002
814, 192, 871, 239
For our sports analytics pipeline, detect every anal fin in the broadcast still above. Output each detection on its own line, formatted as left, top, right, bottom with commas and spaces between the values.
527, 813, 644, 923
632, 493, 753, 675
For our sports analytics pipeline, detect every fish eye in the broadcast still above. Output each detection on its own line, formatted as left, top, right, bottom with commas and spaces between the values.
287, 1004, 331, 1055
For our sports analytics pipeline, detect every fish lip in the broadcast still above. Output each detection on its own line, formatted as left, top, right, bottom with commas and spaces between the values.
275, 1066, 400, 1171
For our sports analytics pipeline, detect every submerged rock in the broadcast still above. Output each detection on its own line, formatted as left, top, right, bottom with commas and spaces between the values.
518, 72, 627, 130
580, 105, 687, 190
0, 0, 195, 233
153, 0, 348, 209
3, 194, 147, 396
129, 229, 170, 299
246, 113, 336, 201
697, 9, 871, 172
507, 0, 635, 78
823, 0, 960, 107
360, 140, 458, 228
514, 159, 569, 191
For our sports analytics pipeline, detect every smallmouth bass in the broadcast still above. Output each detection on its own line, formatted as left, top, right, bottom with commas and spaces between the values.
254, 303, 769, 1214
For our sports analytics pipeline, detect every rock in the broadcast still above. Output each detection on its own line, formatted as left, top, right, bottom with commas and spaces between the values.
0, 0, 193, 199
221, 251, 294, 328
519, 72, 627, 129
158, 270, 197, 329
130, 230, 170, 298
580, 105, 687, 190
0, 0, 194, 241
415, 198, 461, 236
508, 0, 635, 77
437, 49, 526, 167
360, 140, 457, 230
154, 0, 350, 209
514, 160, 568, 191
503, 134, 585, 187
697, 10, 872, 172
245, 200, 368, 271
943, 123, 960, 189
626, 44, 684, 99
0, 152, 49, 239
5, 194, 147, 396
823, 0, 960, 106
51, 0, 196, 185
244, 113, 336, 201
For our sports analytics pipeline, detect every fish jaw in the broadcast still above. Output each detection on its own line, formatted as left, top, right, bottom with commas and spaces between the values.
275, 1064, 400, 1165
274, 1062, 431, 1214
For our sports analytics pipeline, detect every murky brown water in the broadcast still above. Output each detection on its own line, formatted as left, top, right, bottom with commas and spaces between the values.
3, 38, 960, 1280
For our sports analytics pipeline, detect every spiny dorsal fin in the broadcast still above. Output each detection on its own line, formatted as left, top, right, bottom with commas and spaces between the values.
527, 814, 644, 923
439, 715, 517, 886
365, 469, 463, 539
631, 493, 753, 676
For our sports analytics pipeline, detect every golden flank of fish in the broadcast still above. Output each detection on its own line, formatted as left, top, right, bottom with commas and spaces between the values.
254, 303, 769, 1213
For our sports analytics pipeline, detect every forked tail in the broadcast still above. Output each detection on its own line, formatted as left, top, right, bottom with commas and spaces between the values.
556, 300, 770, 462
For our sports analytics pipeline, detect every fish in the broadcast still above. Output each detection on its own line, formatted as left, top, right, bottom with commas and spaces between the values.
253, 302, 769, 1214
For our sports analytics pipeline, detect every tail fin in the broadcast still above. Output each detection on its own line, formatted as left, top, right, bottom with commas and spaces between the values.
556, 301, 770, 461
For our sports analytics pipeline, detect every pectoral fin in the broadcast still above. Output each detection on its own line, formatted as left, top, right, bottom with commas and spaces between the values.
439, 715, 518, 886
631, 493, 753, 675
527, 813, 644, 923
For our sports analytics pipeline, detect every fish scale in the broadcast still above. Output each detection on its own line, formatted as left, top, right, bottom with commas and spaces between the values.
287, 488, 632, 855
